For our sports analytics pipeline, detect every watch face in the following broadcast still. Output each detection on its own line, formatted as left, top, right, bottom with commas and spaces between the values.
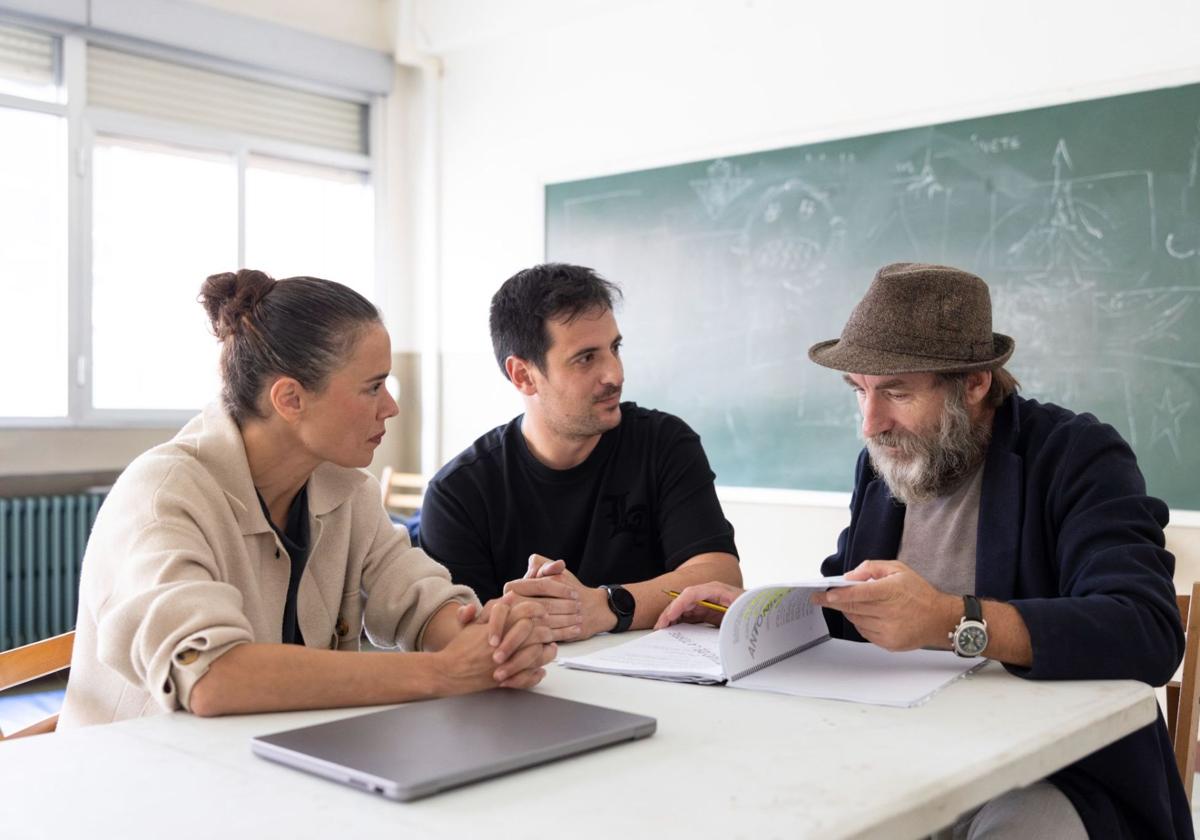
608, 585, 636, 616
956, 622, 988, 657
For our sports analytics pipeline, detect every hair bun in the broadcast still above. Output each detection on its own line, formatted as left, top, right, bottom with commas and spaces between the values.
199, 269, 276, 339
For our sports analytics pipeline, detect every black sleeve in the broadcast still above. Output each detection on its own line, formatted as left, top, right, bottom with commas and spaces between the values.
1008, 421, 1183, 685
655, 421, 739, 569
418, 475, 503, 603
820, 448, 872, 639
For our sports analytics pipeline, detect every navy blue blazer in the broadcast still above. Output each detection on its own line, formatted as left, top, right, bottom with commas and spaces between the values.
821, 395, 1192, 839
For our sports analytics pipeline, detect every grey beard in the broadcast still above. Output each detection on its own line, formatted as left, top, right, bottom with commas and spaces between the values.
864, 384, 991, 505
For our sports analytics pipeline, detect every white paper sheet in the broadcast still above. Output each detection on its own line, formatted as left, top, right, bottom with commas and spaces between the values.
559, 623, 725, 684
731, 638, 982, 707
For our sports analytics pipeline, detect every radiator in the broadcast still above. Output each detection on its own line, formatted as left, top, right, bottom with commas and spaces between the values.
0, 493, 105, 650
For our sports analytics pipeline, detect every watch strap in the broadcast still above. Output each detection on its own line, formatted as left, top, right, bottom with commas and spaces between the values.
962, 594, 983, 622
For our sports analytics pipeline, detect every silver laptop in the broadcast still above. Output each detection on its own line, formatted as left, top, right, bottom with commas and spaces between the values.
251, 690, 656, 801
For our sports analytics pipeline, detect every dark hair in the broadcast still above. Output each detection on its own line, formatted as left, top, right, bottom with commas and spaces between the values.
488, 263, 622, 378
199, 269, 380, 422
936, 366, 1020, 408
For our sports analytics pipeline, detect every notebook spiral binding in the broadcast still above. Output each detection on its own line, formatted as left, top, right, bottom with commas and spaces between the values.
727, 633, 831, 683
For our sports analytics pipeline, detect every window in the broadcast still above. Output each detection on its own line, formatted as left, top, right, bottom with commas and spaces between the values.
0, 22, 378, 424
0, 23, 60, 102
90, 138, 235, 411
245, 157, 374, 298
0, 106, 67, 418
86, 46, 367, 155
88, 145, 375, 413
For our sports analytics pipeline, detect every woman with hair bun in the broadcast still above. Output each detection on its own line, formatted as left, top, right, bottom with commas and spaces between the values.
59, 269, 558, 726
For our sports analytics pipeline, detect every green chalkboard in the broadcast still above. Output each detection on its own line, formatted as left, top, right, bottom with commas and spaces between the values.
545, 83, 1200, 510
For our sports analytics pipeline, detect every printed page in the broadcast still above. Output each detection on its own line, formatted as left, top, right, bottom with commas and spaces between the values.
558, 624, 726, 684
717, 583, 839, 681
730, 638, 983, 707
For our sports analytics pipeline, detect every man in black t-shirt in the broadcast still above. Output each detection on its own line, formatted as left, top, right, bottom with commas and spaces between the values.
420, 263, 741, 642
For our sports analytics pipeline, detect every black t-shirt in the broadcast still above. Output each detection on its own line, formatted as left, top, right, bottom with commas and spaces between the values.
257, 485, 310, 646
420, 403, 738, 602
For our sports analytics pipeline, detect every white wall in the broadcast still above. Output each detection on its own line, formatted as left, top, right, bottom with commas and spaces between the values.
191, 0, 391, 51
419, 0, 1200, 587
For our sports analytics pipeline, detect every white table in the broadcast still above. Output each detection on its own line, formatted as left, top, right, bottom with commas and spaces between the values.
0, 632, 1157, 839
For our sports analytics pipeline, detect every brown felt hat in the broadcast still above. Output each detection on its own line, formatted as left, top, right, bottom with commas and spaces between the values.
808, 262, 1014, 375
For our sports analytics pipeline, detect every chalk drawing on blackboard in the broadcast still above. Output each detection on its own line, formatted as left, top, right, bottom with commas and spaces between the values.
690, 159, 753, 220
1165, 117, 1200, 259
897, 145, 949, 200
859, 134, 969, 260
1096, 286, 1199, 358
1150, 387, 1192, 461
988, 140, 1156, 275
545, 81, 1200, 505
994, 275, 1200, 448
993, 275, 1093, 354
979, 140, 1197, 455
968, 133, 1022, 155
1166, 235, 1197, 259
864, 142, 957, 260
731, 177, 846, 296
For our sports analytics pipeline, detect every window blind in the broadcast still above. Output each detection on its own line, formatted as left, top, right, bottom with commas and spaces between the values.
87, 45, 367, 155
0, 23, 57, 88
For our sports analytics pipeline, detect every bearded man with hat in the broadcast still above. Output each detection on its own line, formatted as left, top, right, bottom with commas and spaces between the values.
656, 263, 1190, 839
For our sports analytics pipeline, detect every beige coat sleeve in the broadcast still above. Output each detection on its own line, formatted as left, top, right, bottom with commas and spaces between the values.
357, 494, 479, 651
89, 469, 255, 713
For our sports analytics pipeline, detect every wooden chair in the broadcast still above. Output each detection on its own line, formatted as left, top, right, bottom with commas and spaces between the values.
380, 466, 427, 519
1166, 581, 1200, 803
0, 631, 74, 740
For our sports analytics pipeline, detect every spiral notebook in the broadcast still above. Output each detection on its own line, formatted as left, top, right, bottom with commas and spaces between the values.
560, 579, 982, 707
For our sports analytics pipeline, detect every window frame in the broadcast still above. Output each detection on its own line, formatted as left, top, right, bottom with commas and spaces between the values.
0, 28, 74, 429
0, 27, 384, 429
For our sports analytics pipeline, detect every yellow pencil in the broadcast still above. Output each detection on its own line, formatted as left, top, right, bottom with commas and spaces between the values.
663, 589, 728, 613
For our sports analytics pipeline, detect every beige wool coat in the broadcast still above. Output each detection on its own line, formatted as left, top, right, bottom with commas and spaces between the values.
59, 403, 477, 728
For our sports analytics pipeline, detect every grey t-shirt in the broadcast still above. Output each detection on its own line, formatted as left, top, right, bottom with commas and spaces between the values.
896, 465, 984, 596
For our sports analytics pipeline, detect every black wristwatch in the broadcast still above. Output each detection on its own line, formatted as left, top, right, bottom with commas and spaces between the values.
600, 584, 636, 633
950, 594, 989, 658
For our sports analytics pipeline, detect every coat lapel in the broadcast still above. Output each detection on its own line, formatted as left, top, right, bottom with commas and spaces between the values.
297, 464, 369, 648
975, 397, 1023, 601
191, 402, 273, 538
297, 514, 335, 648
193, 403, 370, 647
854, 477, 906, 565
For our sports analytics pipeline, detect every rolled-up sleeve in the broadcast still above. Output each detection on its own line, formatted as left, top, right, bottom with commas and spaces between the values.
93, 519, 255, 713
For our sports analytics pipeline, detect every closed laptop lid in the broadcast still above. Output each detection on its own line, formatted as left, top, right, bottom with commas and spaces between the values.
251, 689, 656, 801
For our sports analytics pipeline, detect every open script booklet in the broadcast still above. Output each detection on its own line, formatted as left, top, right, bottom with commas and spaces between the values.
560, 578, 985, 708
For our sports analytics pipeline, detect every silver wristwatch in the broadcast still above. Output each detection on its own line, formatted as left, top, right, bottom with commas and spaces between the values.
950, 594, 988, 658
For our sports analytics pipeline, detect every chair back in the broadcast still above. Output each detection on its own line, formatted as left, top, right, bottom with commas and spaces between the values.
1166, 581, 1200, 801
380, 466, 426, 518
0, 630, 74, 740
